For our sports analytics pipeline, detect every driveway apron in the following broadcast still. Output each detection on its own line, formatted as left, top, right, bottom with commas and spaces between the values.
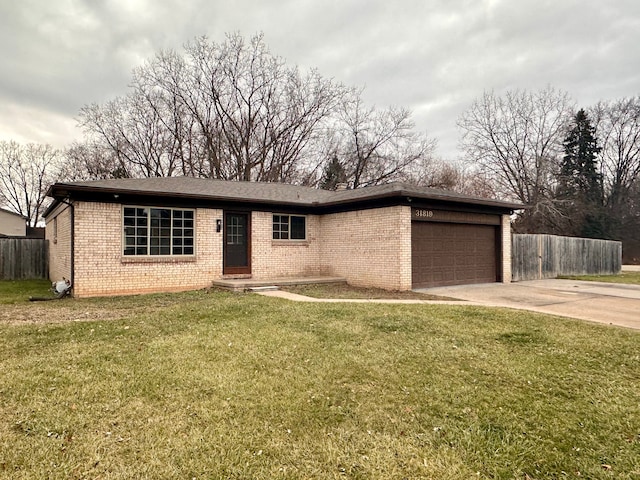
421, 279, 640, 330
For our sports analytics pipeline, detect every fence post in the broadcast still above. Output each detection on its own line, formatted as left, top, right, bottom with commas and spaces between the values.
537, 235, 542, 280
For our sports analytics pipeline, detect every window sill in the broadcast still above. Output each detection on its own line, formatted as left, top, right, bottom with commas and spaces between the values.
271, 240, 310, 247
121, 256, 197, 264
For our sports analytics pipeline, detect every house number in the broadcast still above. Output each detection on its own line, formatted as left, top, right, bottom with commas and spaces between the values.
414, 209, 434, 218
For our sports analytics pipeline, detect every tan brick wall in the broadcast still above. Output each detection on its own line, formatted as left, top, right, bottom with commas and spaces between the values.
251, 211, 322, 279
501, 214, 512, 283
45, 203, 72, 282
72, 202, 222, 297
319, 206, 412, 290
60, 200, 510, 296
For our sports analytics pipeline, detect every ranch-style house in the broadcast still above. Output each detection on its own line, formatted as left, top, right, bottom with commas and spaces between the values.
44, 178, 522, 297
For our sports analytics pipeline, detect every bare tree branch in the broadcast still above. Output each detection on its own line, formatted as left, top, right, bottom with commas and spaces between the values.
458, 86, 574, 231
0, 141, 62, 226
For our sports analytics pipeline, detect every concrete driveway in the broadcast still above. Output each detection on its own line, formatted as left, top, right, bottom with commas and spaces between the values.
421, 279, 640, 330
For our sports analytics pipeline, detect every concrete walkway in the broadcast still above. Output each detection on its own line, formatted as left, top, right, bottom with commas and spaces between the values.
255, 289, 468, 305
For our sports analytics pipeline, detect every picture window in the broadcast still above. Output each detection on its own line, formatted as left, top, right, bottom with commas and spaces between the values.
123, 206, 194, 256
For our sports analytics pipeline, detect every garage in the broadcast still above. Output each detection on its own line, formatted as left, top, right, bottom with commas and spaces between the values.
411, 213, 499, 289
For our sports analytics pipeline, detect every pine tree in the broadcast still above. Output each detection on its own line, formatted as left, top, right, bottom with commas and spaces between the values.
320, 156, 348, 190
558, 109, 605, 237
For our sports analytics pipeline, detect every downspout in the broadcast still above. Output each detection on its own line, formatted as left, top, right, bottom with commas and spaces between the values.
59, 198, 75, 294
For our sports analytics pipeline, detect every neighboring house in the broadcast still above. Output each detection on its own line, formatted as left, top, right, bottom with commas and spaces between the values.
43, 178, 523, 297
0, 208, 27, 237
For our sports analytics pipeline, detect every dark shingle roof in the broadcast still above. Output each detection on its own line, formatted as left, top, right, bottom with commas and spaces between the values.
49, 177, 332, 204
46, 177, 524, 213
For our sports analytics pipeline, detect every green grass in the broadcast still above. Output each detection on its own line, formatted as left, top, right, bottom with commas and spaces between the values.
1, 283, 639, 479
0, 279, 52, 304
559, 272, 640, 285
282, 282, 457, 300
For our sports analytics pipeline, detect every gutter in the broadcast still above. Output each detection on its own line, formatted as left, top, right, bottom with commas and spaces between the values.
59, 198, 75, 295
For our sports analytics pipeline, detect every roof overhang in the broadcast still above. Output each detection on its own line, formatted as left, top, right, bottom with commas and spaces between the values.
44, 179, 527, 218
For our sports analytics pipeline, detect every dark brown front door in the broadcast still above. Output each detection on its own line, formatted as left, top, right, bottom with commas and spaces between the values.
223, 212, 251, 275
411, 222, 497, 288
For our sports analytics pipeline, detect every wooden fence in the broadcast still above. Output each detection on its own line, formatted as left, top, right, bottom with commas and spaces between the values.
512, 234, 622, 281
0, 238, 49, 280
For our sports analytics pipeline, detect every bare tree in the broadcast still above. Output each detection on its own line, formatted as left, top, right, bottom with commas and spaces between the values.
131, 47, 218, 178
404, 156, 497, 198
590, 97, 640, 248
458, 87, 574, 231
76, 33, 444, 188
591, 97, 640, 209
78, 87, 183, 178
79, 33, 345, 183
0, 141, 62, 226
329, 89, 436, 188
63, 142, 127, 180
183, 33, 344, 182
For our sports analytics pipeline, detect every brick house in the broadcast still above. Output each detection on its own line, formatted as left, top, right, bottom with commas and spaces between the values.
43, 178, 522, 297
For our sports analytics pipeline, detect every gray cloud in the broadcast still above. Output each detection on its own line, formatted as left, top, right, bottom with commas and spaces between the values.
1, 0, 638, 158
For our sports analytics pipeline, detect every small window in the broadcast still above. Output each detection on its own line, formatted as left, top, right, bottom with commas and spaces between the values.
272, 215, 306, 240
123, 206, 195, 256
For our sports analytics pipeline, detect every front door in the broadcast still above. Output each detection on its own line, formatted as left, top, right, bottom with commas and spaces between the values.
223, 212, 251, 275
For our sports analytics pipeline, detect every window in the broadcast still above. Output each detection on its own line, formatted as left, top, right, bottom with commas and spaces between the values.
123, 207, 194, 256
272, 214, 306, 240
226, 215, 245, 245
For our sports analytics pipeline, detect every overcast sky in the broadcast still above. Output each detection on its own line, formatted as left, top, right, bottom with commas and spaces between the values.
1, 0, 639, 160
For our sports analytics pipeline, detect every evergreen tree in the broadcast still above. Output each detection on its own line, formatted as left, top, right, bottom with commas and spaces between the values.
558, 109, 605, 237
319, 156, 348, 190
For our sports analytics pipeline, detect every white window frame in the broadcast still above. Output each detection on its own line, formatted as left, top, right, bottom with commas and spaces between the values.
122, 206, 196, 257
272, 214, 306, 241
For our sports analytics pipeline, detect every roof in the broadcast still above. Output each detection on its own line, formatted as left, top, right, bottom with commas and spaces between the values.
45, 177, 525, 216
0, 207, 26, 219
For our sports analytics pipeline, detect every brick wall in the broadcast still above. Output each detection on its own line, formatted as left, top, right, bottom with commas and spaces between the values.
72, 202, 222, 297
318, 206, 412, 290
45, 203, 72, 282
251, 211, 322, 279
59, 200, 510, 297
501, 214, 512, 283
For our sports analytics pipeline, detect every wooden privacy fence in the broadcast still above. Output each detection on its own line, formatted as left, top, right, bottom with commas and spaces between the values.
512, 234, 622, 282
0, 238, 49, 280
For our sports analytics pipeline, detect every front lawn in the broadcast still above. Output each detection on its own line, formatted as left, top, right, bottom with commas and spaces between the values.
1, 284, 639, 479
281, 282, 457, 300
0, 278, 52, 304
560, 272, 640, 285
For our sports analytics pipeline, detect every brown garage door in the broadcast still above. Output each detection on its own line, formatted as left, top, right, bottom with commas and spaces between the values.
412, 222, 497, 288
